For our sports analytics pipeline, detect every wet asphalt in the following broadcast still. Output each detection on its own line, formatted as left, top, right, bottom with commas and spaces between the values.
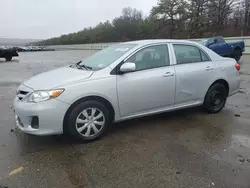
0, 51, 249, 188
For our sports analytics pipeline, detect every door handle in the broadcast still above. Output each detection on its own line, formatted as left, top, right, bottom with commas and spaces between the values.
163, 72, 174, 77
205, 66, 214, 71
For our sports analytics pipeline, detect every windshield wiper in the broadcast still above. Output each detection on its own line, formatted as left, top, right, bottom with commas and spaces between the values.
76, 61, 92, 70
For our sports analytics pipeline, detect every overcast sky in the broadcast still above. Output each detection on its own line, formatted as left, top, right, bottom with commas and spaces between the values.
1, 0, 157, 39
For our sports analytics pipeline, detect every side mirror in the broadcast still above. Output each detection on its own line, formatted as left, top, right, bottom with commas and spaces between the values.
120, 62, 136, 73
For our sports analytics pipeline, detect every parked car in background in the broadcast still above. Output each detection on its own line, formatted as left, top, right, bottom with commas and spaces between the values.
13, 40, 241, 141
16, 46, 55, 52
0, 46, 19, 61
200, 36, 245, 61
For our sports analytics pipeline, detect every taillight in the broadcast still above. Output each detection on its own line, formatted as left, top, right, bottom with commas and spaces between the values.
235, 63, 240, 71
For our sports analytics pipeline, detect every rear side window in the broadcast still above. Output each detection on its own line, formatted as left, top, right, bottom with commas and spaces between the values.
201, 50, 209, 61
173, 44, 210, 64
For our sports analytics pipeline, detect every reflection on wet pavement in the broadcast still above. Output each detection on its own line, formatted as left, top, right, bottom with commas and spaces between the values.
0, 52, 249, 188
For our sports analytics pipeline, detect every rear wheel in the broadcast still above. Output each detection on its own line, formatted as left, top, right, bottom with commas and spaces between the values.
233, 49, 242, 62
5, 56, 12, 61
66, 100, 111, 141
203, 83, 228, 113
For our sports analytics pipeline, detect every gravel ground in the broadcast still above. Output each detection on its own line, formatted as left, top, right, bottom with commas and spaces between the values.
0, 51, 249, 188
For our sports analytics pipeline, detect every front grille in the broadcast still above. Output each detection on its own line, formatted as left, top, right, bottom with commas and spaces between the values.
19, 90, 28, 95
16, 85, 33, 101
17, 90, 29, 100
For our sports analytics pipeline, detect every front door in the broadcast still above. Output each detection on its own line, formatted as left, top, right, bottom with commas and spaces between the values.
117, 44, 175, 118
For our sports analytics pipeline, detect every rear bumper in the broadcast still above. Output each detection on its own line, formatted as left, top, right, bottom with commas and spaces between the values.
228, 74, 241, 96
13, 97, 70, 135
229, 89, 239, 96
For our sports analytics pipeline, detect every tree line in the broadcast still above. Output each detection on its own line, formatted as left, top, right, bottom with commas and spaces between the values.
37, 0, 250, 45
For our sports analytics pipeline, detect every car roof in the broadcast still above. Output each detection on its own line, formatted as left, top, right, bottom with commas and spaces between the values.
107, 39, 225, 70
123, 39, 198, 45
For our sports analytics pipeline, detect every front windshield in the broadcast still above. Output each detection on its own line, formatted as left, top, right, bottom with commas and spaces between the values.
79, 44, 137, 70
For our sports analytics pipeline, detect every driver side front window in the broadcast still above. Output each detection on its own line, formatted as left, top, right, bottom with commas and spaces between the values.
126, 45, 170, 71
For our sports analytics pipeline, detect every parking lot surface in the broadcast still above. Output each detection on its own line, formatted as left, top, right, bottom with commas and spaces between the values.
0, 52, 250, 188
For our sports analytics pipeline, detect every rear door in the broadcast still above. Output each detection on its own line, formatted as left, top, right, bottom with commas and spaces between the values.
171, 43, 215, 105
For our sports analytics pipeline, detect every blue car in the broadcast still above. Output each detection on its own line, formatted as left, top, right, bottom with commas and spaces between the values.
200, 36, 245, 61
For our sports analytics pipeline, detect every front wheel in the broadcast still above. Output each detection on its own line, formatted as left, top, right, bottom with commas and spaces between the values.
203, 83, 228, 113
66, 100, 111, 141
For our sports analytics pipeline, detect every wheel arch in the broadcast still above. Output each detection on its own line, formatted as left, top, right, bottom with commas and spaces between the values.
206, 79, 229, 98
233, 46, 242, 53
63, 95, 115, 133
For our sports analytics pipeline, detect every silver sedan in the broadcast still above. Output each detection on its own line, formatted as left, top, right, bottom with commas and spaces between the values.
13, 40, 241, 141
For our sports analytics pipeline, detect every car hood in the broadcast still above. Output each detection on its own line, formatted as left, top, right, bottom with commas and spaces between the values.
23, 66, 93, 90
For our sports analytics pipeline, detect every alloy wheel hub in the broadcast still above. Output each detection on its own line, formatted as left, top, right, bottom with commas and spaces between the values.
75, 108, 105, 137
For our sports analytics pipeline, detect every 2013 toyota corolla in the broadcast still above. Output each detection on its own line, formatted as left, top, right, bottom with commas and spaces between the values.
13, 40, 241, 141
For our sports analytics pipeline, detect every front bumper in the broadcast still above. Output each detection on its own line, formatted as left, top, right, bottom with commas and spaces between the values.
13, 97, 70, 135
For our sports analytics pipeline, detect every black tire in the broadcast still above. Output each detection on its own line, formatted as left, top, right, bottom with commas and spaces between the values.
5, 56, 12, 61
203, 83, 228, 113
66, 100, 111, 142
233, 49, 242, 62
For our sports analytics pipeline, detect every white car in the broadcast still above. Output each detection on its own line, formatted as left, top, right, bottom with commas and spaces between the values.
13, 40, 241, 141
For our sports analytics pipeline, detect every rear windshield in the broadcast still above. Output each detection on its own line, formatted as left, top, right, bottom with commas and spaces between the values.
79, 44, 136, 70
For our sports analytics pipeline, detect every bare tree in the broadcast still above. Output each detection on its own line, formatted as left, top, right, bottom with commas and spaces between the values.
151, 0, 188, 38
244, 0, 250, 32
39, 1, 250, 45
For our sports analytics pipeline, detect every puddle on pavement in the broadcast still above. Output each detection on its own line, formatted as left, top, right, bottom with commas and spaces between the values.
231, 134, 250, 149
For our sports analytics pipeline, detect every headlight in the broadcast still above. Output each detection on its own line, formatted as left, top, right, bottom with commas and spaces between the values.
26, 89, 64, 103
